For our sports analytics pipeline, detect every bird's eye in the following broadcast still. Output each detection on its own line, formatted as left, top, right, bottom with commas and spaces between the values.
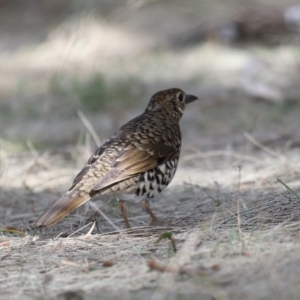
178, 93, 185, 102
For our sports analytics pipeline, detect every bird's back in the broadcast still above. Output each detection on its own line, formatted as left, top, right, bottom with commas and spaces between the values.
70, 109, 181, 197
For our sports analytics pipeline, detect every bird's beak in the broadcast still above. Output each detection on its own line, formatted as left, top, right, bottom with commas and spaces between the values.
185, 94, 198, 104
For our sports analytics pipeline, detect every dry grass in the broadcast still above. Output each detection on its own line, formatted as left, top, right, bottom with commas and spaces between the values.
2, 1, 300, 299
2, 141, 300, 299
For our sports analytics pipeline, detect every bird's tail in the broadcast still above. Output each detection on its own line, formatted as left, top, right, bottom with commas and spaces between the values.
34, 191, 91, 228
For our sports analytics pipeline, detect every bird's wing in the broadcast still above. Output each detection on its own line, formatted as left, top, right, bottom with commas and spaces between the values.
92, 141, 177, 191
34, 125, 178, 228
70, 142, 109, 190
34, 143, 109, 228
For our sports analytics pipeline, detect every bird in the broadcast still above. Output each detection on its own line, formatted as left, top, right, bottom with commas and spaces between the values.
34, 88, 198, 229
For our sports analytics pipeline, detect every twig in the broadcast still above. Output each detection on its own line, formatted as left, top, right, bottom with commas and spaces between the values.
89, 202, 120, 231
61, 260, 81, 267
77, 110, 101, 147
244, 132, 279, 157
148, 258, 178, 273
148, 258, 218, 276
85, 221, 96, 237
237, 165, 242, 238
68, 222, 94, 238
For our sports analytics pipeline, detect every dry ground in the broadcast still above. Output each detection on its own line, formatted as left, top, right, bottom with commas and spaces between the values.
2, 1, 300, 299
2, 145, 300, 300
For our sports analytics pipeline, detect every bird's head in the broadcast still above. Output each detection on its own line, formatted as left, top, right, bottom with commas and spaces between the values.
146, 88, 198, 121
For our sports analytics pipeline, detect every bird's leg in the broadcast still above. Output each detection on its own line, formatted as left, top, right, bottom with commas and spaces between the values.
118, 199, 131, 229
141, 199, 158, 226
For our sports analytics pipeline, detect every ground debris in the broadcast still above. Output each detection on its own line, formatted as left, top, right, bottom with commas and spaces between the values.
148, 257, 219, 276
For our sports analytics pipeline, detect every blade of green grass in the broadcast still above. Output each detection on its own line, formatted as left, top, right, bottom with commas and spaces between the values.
277, 178, 300, 200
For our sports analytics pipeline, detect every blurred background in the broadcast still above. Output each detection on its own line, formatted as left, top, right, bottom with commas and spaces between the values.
1, 0, 300, 157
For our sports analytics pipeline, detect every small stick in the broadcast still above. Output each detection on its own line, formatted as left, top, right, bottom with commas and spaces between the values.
77, 110, 101, 147
244, 132, 279, 157
89, 202, 120, 231
148, 258, 217, 276
237, 165, 242, 239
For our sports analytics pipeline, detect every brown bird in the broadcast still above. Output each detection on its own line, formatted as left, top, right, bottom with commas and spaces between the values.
34, 88, 198, 229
